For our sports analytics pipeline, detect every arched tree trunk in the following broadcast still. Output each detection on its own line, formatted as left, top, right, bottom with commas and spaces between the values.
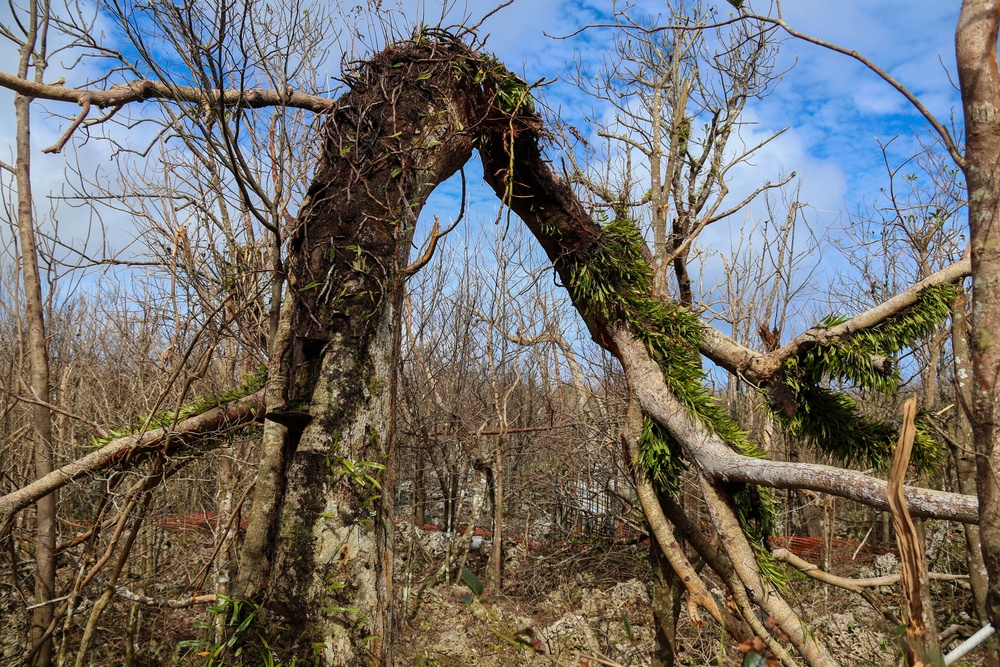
228, 31, 849, 667
234, 36, 522, 665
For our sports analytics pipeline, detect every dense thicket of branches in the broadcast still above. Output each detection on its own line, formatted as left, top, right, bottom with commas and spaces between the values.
1, 2, 997, 667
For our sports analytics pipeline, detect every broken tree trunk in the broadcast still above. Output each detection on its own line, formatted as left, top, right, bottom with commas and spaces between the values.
889, 398, 943, 666
229, 33, 969, 664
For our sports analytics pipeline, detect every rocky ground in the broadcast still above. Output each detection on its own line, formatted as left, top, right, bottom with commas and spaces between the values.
0, 518, 987, 666
392, 524, 982, 667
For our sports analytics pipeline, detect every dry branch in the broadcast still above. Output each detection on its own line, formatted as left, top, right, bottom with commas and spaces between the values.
629, 437, 723, 627
701, 478, 833, 667
0, 72, 335, 113
773, 548, 968, 591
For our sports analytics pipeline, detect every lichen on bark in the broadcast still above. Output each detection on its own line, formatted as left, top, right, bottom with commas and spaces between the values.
236, 33, 538, 665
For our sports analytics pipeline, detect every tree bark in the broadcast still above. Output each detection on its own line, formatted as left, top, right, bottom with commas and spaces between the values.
13, 17, 56, 653
489, 439, 504, 591
957, 0, 1000, 643
650, 541, 684, 667
17, 87, 57, 667
1, 32, 990, 664
951, 287, 989, 624
236, 37, 490, 665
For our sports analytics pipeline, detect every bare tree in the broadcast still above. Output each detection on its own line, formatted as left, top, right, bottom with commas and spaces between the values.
569, 0, 791, 305
4, 0, 81, 661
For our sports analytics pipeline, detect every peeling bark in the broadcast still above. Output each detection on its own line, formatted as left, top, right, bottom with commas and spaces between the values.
887, 399, 942, 666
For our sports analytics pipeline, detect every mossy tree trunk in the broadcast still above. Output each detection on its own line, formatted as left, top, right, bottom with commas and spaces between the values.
234, 37, 517, 665
224, 28, 966, 666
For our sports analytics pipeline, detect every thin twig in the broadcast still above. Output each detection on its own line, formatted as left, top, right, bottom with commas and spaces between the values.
42, 95, 91, 154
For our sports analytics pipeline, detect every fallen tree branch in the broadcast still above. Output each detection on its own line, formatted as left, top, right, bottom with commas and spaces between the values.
627, 435, 724, 628
0, 72, 335, 114
699, 256, 972, 385
476, 109, 979, 529
772, 548, 968, 591
650, 486, 755, 640
610, 321, 978, 522
0, 389, 265, 519
701, 478, 835, 667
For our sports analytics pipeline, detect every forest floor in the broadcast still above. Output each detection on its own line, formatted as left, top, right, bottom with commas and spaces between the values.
394, 522, 988, 667
1, 517, 991, 666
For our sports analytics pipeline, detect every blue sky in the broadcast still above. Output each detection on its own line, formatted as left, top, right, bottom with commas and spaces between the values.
410, 0, 966, 329
0, 0, 968, 341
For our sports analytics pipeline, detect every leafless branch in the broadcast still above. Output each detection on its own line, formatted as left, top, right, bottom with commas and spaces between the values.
0, 73, 336, 114
42, 95, 91, 154
405, 172, 466, 275
773, 548, 967, 591
743, 5, 965, 171
700, 255, 972, 384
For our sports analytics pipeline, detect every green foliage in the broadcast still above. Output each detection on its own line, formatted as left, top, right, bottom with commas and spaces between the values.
620, 609, 635, 642
807, 283, 954, 393
636, 418, 686, 493
775, 383, 941, 473
775, 284, 954, 472
333, 458, 386, 490
494, 73, 535, 115
460, 566, 485, 603
565, 215, 952, 583
179, 596, 276, 667
90, 365, 267, 448
452, 54, 536, 116
566, 216, 777, 573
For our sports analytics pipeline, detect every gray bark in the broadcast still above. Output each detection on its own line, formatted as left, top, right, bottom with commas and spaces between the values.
957, 0, 1000, 645
951, 287, 989, 624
